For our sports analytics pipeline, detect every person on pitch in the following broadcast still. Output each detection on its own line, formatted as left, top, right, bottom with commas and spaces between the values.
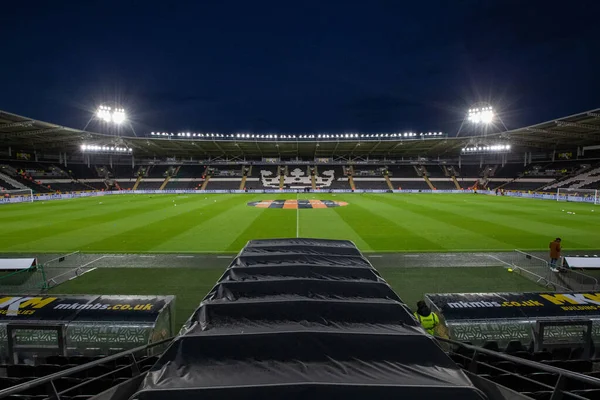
414, 300, 439, 335
549, 237, 562, 272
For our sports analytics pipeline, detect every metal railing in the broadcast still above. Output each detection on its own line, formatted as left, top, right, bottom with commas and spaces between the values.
0, 337, 172, 399
490, 250, 599, 292
438, 337, 600, 400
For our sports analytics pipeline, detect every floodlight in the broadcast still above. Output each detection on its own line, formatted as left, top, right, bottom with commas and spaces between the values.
468, 105, 494, 124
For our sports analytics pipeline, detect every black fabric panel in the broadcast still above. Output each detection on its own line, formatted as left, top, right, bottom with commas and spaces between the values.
194, 298, 417, 326
245, 238, 357, 248
207, 279, 401, 301
230, 254, 373, 268
136, 238, 482, 399
240, 245, 363, 256
222, 265, 381, 281
134, 384, 486, 400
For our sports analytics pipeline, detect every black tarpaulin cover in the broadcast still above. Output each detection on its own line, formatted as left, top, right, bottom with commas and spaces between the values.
134, 239, 484, 400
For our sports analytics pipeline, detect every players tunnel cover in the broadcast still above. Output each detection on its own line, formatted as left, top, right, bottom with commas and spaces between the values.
247, 199, 348, 209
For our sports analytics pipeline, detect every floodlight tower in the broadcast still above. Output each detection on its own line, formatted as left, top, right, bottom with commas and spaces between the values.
83, 104, 137, 137
456, 102, 507, 137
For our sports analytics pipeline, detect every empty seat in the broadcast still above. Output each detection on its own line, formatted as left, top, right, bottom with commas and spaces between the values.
85, 364, 112, 379
533, 351, 553, 362
513, 351, 533, 360
53, 377, 84, 397
505, 340, 526, 353
573, 389, 600, 400
552, 347, 573, 360
7, 365, 35, 378
79, 378, 114, 396
35, 364, 62, 377
526, 372, 558, 387
491, 361, 517, 373
45, 355, 69, 366
488, 373, 547, 393
544, 360, 593, 374
68, 356, 93, 365
570, 347, 585, 360
525, 392, 552, 400
483, 341, 500, 352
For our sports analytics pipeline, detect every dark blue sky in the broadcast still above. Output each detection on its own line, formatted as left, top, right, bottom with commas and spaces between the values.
1, 0, 599, 136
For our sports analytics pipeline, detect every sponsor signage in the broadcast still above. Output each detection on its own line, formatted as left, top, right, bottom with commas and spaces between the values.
0, 295, 168, 322
427, 292, 600, 321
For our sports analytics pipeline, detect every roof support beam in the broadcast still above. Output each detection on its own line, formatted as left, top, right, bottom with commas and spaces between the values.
0, 127, 63, 140
0, 120, 34, 129
555, 121, 600, 130
525, 128, 590, 140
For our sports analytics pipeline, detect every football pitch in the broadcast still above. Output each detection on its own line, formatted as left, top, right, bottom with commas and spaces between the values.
1, 193, 599, 253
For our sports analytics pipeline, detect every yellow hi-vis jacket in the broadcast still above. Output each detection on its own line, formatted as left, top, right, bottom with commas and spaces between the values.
414, 311, 439, 335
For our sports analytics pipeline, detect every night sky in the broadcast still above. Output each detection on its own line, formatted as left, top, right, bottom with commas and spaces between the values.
1, 1, 599, 136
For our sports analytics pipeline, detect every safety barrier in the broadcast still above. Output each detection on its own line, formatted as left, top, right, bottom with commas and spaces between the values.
2, 188, 596, 205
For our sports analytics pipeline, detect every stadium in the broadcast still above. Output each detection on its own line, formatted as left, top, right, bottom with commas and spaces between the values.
2, 105, 600, 400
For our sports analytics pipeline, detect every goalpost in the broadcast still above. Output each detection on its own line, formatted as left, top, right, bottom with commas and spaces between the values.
557, 188, 598, 204
1, 189, 34, 203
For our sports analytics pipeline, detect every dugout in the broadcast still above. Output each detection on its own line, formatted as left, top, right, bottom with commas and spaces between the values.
0, 294, 175, 363
0, 258, 38, 287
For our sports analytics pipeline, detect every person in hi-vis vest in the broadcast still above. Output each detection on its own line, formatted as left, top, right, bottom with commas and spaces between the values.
414, 300, 439, 335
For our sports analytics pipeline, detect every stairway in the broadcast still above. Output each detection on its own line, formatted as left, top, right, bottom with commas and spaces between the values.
159, 176, 170, 190
201, 175, 211, 190
278, 166, 286, 190
310, 166, 317, 190
384, 174, 394, 190
239, 175, 247, 190
132, 175, 143, 190
423, 175, 436, 190
0, 171, 27, 190
348, 166, 356, 190
451, 176, 461, 190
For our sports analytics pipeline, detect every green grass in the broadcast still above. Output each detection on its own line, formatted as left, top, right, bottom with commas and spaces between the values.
1, 193, 599, 253
50, 266, 544, 330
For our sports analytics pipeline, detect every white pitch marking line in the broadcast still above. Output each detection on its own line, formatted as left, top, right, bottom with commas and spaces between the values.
403, 255, 420, 258
177, 255, 195, 258
139, 255, 156, 258
105, 255, 126, 258
368, 255, 383, 258
217, 256, 232, 259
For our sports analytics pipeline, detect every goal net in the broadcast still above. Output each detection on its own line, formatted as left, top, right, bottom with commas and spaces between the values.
0, 188, 34, 202
557, 188, 598, 204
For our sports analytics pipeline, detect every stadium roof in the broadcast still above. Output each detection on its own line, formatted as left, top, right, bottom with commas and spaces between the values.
1, 108, 599, 158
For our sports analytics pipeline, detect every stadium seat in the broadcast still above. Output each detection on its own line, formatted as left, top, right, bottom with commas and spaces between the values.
573, 389, 600, 399
543, 360, 593, 374
482, 340, 500, 352
68, 356, 93, 365
533, 351, 553, 362
7, 365, 35, 378
79, 378, 114, 395
570, 347, 585, 360
46, 355, 69, 366
84, 364, 112, 379
52, 377, 84, 396
0, 377, 23, 389
505, 340, 526, 353
524, 392, 553, 400
491, 360, 517, 373
526, 372, 558, 387
513, 350, 533, 360
552, 347, 573, 360
35, 364, 62, 377
488, 373, 548, 392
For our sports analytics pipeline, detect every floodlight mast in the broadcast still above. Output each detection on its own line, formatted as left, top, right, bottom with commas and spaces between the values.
456, 102, 508, 137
